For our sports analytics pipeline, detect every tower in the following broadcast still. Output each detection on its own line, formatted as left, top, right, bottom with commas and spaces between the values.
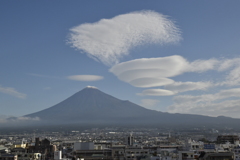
126, 132, 134, 146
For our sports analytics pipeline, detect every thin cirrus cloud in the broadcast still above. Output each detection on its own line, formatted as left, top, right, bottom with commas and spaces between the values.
28, 73, 104, 82
138, 81, 213, 96
0, 85, 26, 99
67, 75, 104, 81
140, 99, 160, 110
0, 116, 40, 124
67, 10, 181, 66
129, 78, 174, 88
27, 73, 59, 79
165, 81, 213, 93
137, 89, 175, 96
168, 88, 240, 118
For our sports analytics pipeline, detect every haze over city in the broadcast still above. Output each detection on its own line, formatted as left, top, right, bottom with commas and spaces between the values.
1, 1, 240, 121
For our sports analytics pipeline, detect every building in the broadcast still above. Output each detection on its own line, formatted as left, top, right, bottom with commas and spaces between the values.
217, 135, 239, 144
73, 149, 112, 160
199, 152, 234, 160
126, 134, 134, 146
125, 147, 150, 160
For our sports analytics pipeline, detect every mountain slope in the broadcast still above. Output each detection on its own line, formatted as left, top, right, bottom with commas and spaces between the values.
25, 87, 240, 126
25, 87, 159, 122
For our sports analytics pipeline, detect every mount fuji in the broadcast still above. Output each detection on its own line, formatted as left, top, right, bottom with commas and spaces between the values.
24, 86, 240, 126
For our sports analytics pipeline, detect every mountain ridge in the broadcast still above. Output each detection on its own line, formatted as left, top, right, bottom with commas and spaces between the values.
24, 87, 240, 126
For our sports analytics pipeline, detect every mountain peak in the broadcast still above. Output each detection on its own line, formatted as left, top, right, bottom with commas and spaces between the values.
85, 86, 98, 89
24, 87, 240, 127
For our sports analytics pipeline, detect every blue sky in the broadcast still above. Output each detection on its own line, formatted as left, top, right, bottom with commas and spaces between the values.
1, 1, 240, 119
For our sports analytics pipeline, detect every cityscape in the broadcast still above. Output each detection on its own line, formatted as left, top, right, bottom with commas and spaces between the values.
0, 86, 240, 160
1, 1, 240, 160
0, 126, 240, 160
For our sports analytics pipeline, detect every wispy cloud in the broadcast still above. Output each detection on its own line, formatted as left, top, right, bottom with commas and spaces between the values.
67, 75, 103, 81
27, 73, 59, 79
0, 85, 26, 99
0, 116, 40, 124
138, 81, 213, 97
188, 58, 219, 72
140, 99, 160, 110
28, 73, 104, 82
68, 10, 181, 66
168, 88, 240, 118
165, 81, 213, 93
137, 89, 175, 96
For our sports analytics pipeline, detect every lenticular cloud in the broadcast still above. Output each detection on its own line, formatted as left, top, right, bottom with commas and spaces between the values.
68, 10, 181, 66
109, 55, 189, 88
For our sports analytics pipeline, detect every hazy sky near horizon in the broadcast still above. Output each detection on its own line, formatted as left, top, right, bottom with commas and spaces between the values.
1, 1, 240, 119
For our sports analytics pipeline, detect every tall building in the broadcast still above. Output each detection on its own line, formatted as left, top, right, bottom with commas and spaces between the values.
126, 133, 134, 146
